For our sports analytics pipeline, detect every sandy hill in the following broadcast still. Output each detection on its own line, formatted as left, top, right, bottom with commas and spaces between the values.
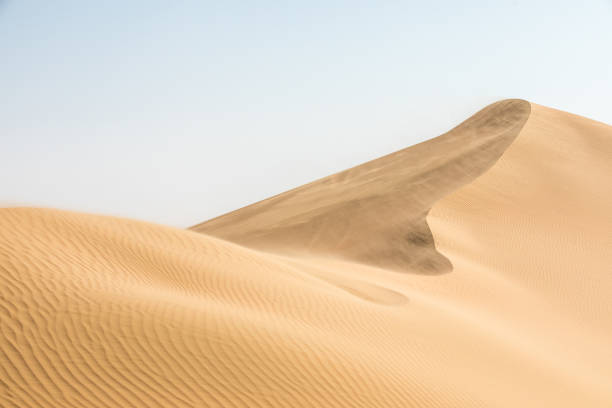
191, 99, 530, 274
1, 100, 611, 407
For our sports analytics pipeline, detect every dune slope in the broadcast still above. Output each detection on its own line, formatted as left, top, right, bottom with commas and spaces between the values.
192, 99, 530, 274
1, 100, 611, 407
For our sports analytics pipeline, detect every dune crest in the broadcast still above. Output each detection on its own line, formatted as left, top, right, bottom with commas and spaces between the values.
2, 100, 612, 407
192, 99, 531, 274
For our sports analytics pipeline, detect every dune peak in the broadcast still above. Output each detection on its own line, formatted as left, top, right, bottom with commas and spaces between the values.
192, 99, 531, 274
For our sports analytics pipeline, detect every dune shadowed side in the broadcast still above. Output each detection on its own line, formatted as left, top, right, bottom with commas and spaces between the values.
192, 99, 531, 274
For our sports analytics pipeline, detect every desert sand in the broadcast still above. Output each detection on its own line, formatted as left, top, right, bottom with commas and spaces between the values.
1, 100, 611, 407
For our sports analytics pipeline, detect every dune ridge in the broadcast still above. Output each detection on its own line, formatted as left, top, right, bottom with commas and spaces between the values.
1, 100, 612, 407
191, 99, 531, 274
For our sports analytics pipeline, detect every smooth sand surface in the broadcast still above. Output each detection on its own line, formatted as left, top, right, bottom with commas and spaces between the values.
1, 100, 611, 407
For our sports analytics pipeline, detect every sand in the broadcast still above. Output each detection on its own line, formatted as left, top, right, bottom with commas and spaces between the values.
1, 100, 611, 407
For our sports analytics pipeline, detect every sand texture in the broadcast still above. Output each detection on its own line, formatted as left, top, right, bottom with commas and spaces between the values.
1, 100, 611, 407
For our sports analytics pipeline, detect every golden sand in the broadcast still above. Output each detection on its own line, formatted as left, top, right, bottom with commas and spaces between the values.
1, 100, 611, 407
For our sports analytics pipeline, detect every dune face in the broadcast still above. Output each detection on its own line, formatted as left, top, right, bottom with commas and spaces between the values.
1, 100, 612, 407
192, 99, 531, 274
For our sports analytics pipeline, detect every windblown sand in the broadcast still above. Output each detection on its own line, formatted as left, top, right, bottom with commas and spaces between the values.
1, 100, 611, 407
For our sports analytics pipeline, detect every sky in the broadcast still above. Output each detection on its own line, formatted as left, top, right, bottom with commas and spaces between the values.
2, 1, 611, 227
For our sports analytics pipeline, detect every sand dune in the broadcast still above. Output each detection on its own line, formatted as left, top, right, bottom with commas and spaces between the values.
1, 100, 611, 407
191, 99, 531, 274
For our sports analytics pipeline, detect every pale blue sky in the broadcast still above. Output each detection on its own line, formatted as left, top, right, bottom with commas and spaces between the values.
2, 1, 611, 227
